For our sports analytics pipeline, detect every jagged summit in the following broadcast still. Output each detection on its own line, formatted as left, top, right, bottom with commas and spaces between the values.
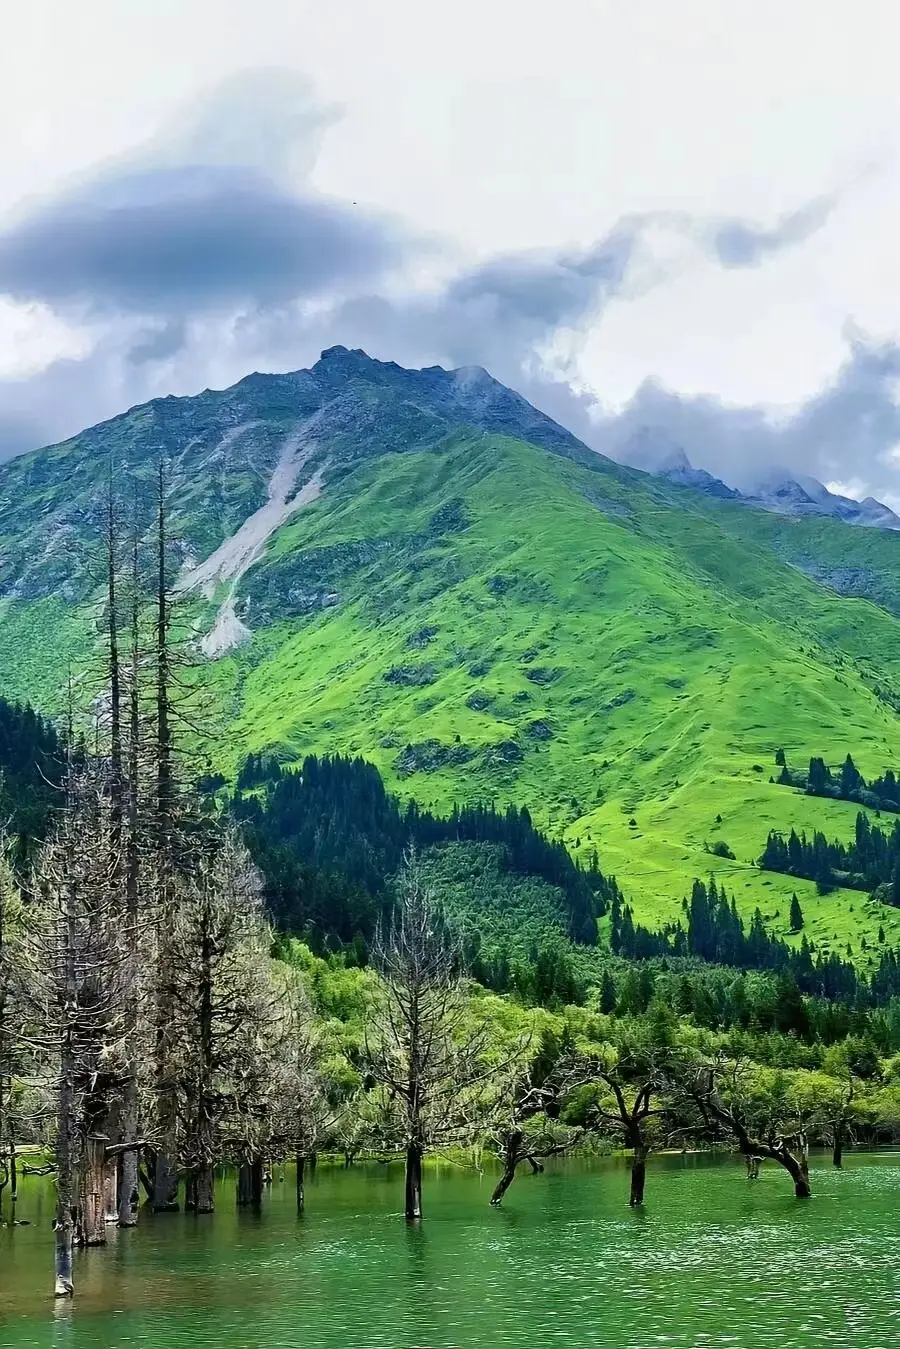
619, 436, 899, 531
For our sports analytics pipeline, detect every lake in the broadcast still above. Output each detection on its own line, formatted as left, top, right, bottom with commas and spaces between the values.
1, 1153, 899, 1348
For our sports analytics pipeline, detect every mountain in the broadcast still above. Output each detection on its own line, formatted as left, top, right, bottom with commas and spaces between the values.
621, 436, 900, 530
616, 432, 739, 501
5, 347, 900, 957
741, 468, 900, 529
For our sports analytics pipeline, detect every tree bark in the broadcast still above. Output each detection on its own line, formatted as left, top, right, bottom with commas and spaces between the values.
629, 1146, 648, 1208
405, 1144, 423, 1220
79, 1135, 108, 1246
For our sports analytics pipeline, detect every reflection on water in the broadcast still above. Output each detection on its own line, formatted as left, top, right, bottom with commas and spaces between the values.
2, 1153, 900, 1348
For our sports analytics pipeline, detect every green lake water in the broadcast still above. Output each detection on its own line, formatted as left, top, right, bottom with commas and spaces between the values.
2, 1153, 899, 1348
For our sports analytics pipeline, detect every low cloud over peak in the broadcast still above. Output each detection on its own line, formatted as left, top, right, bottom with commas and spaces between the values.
0, 65, 893, 504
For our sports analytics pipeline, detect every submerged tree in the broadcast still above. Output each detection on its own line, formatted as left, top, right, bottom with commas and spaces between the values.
574, 1007, 682, 1208
165, 831, 285, 1214
0, 835, 28, 1211
689, 1060, 812, 1198
367, 851, 500, 1220
30, 764, 135, 1295
488, 1027, 585, 1207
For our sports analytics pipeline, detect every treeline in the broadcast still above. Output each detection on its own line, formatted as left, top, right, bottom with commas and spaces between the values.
777, 750, 900, 814
606, 877, 900, 1009
0, 696, 61, 856
760, 812, 900, 901
229, 753, 620, 948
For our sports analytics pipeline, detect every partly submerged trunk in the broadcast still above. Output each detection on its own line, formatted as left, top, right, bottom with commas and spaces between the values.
54, 1096, 76, 1297
405, 1144, 423, 1221
762, 1145, 810, 1198
296, 1152, 305, 1214
832, 1125, 844, 1170
745, 1155, 761, 1180
237, 1159, 263, 1209
629, 1145, 648, 1208
490, 1130, 524, 1207
117, 1084, 140, 1227
79, 1135, 108, 1247
194, 1164, 215, 1215
103, 1154, 118, 1225
152, 1135, 179, 1212
54, 1211, 75, 1299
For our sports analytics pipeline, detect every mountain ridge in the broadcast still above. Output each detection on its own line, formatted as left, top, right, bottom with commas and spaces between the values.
617, 433, 900, 530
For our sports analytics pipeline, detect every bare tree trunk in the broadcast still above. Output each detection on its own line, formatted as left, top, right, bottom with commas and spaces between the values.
785, 1153, 811, 1198
195, 1165, 215, 1215
296, 1152, 305, 1214
54, 1071, 76, 1297
405, 1143, 423, 1221
54, 869, 79, 1297
629, 1145, 648, 1208
152, 458, 180, 1213
152, 1142, 179, 1211
745, 1155, 761, 1180
237, 1158, 263, 1209
490, 1130, 524, 1206
103, 1154, 118, 1224
119, 535, 143, 1230
79, 1135, 108, 1246
832, 1125, 843, 1169
118, 1093, 140, 1226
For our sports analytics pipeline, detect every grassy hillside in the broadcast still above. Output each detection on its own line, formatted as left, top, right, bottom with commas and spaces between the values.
3, 352, 900, 958
195, 430, 900, 955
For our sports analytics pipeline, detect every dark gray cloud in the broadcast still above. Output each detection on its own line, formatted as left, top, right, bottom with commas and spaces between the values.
0, 164, 407, 315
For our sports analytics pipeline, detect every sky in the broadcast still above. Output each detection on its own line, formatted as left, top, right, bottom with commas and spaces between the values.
3, 0, 900, 503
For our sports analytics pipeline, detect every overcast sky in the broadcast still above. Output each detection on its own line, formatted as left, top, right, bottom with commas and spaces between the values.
3, 1, 900, 502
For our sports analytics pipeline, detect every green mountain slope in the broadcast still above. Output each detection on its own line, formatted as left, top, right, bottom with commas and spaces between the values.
3, 348, 900, 956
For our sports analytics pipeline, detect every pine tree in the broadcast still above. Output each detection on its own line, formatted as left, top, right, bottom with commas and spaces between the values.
789, 894, 804, 931
598, 969, 617, 1014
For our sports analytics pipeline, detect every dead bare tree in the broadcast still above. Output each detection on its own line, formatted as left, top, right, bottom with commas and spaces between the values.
0, 831, 27, 1212
29, 762, 136, 1296
164, 831, 286, 1214
367, 850, 502, 1220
